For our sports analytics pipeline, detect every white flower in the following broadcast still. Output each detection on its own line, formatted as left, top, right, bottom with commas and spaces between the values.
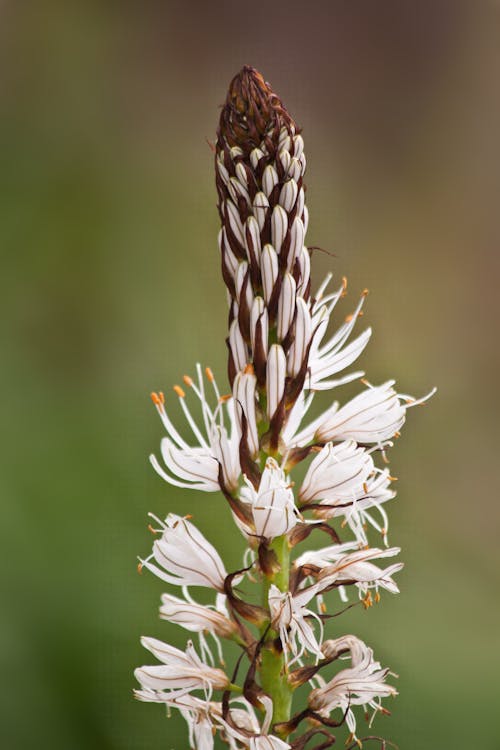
140, 514, 228, 591
241, 458, 299, 540
296, 545, 403, 596
299, 440, 395, 545
134, 638, 229, 699
308, 635, 397, 735
307, 278, 371, 391
159, 593, 237, 639
290, 380, 406, 448
299, 440, 374, 506
268, 584, 323, 664
312, 468, 395, 545
150, 364, 241, 493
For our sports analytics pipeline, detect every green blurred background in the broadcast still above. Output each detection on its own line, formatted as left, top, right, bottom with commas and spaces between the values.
1, 1, 499, 748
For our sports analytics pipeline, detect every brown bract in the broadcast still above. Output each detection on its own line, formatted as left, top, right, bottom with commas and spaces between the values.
217, 65, 297, 154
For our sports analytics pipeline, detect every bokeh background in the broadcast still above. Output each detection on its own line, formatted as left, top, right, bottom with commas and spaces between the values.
1, 1, 499, 748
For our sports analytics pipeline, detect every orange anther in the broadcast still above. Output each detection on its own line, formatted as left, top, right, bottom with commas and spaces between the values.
342, 276, 348, 290
183, 375, 193, 387
362, 288, 369, 297
219, 394, 232, 402
137, 562, 143, 574
363, 482, 369, 494
147, 524, 157, 535
184, 514, 193, 520
244, 363, 255, 375
394, 431, 401, 439
362, 592, 373, 609
151, 391, 163, 407
205, 367, 215, 382
345, 314, 353, 323
388, 475, 398, 482
374, 591, 381, 603
173, 385, 185, 398
320, 601, 327, 614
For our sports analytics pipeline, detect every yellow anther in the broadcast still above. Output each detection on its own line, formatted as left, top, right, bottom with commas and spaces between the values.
363, 482, 369, 494
341, 519, 347, 528
183, 375, 193, 387
388, 475, 398, 482
173, 385, 185, 398
205, 367, 215, 382
320, 601, 327, 614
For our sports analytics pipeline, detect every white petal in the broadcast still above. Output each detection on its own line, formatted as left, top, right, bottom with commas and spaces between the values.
279, 179, 298, 212
261, 244, 278, 303
271, 205, 288, 255
266, 344, 286, 420
277, 272, 296, 341
288, 217, 305, 272
262, 164, 279, 197
229, 319, 248, 373
253, 191, 270, 232
287, 297, 311, 377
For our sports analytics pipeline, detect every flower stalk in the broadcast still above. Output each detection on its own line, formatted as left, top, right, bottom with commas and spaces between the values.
134, 66, 434, 750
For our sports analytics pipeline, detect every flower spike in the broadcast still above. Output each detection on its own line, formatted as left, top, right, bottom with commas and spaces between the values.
135, 66, 434, 749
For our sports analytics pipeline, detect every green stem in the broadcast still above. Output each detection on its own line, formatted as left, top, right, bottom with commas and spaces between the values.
259, 535, 294, 736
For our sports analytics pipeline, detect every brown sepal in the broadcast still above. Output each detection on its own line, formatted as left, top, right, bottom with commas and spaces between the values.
224, 569, 268, 626
217, 463, 253, 528
288, 521, 340, 548
253, 315, 268, 388
237, 268, 252, 343
258, 540, 280, 577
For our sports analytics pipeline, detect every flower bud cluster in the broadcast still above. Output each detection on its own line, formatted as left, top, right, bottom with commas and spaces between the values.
135, 67, 433, 750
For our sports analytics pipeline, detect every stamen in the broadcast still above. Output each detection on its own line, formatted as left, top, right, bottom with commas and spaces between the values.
205, 367, 214, 382
173, 385, 185, 398
183, 375, 194, 387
